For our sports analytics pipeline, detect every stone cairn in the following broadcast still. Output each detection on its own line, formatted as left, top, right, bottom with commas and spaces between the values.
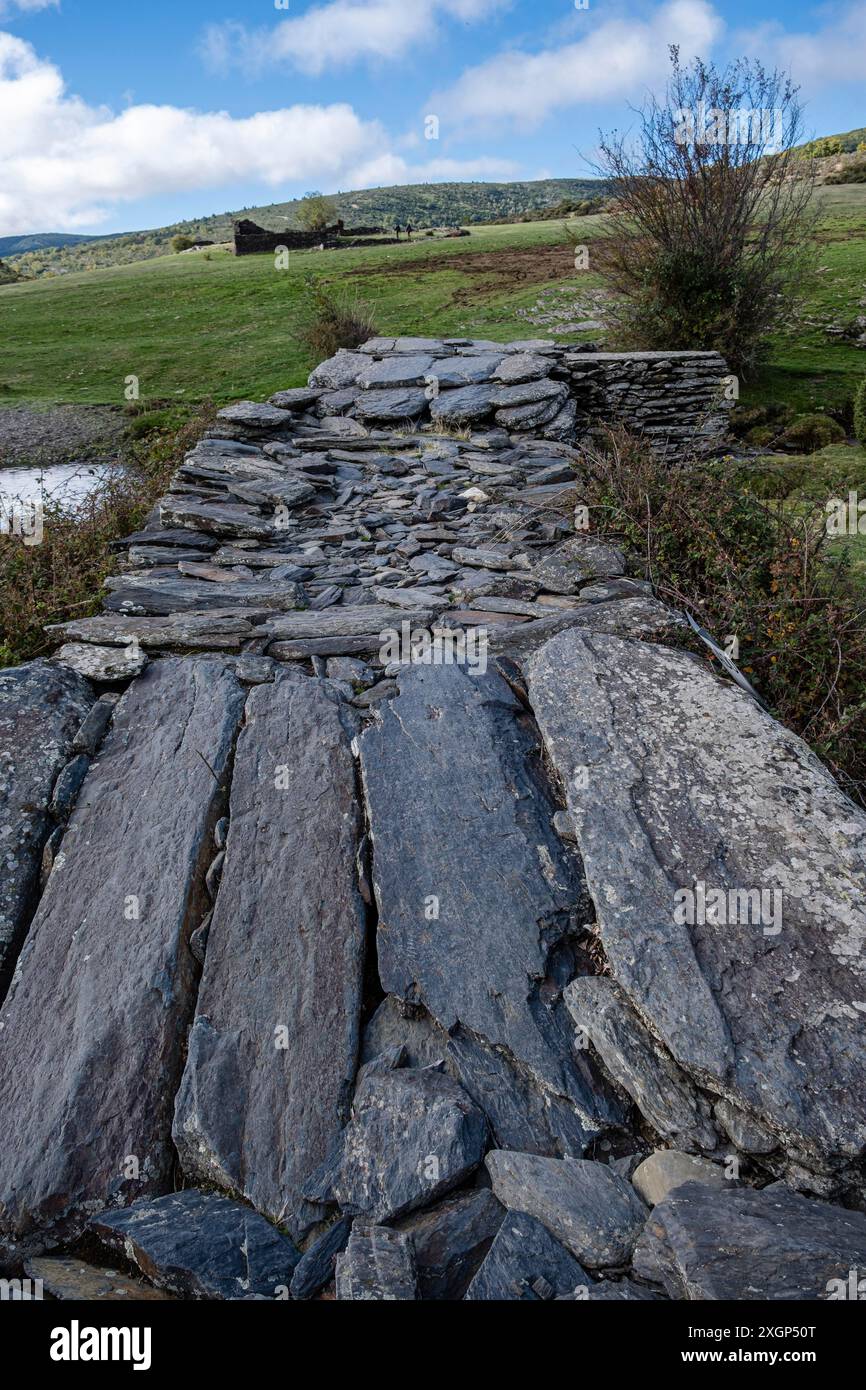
0, 336, 864, 1303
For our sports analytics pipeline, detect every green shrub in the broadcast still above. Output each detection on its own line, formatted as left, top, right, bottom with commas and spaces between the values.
855, 376, 866, 447
779, 414, 846, 453
745, 425, 777, 448
170, 235, 194, 253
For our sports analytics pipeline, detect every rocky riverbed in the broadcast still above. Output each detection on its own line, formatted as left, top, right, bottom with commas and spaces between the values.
0, 336, 863, 1302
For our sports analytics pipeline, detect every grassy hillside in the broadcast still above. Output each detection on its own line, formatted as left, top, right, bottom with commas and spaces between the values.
8, 179, 603, 279
2, 185, 864, 416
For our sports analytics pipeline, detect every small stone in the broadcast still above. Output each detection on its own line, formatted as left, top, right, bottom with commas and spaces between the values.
335, 1224, 418, 1301
54, 642, 148, 682
334, 1064, 488, 1222
632, 1151, 728, 1207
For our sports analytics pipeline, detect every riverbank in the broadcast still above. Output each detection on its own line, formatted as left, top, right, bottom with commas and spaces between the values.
0, 405, 213, 666
0, 404, 127, 468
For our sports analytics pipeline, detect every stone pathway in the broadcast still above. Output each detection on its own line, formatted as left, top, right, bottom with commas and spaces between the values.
0, 337, 863, 1302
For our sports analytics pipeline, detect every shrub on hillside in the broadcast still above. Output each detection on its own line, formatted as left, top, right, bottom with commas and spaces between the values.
301, 279, 378, 360
594, 51, 816, 373
171, 235, 194, 253
576, 427, 866, 803
779, 413, 845, 453
855, 376, 866, 447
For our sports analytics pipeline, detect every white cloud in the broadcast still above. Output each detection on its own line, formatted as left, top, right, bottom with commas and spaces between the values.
430, 0, 723, 133
736, 2, 866, 88
200, 0, 510, 77
0, 32, 517, 233
0, 0, 58, 15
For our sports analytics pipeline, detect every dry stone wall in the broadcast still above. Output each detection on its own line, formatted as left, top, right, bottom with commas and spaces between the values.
304, 337, 732, 451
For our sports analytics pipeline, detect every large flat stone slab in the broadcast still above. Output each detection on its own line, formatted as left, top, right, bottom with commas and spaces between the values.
357, 662, 619, 1144
0, 659, 246, 1245
261, 604, 434, 641
48, 612, 254, 651
633, 1181, 866, 1300
0, 660, 93, 989
173, 675, 366, 1234
103, 575, 304, 616
91, 1190, 300, 1300
527, 630, 866, 1174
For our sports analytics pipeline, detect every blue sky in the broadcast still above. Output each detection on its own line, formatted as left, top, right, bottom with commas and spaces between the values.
1, 0, 864, 235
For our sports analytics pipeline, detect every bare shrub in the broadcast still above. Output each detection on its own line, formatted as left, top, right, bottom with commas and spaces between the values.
593, 50, 817, 374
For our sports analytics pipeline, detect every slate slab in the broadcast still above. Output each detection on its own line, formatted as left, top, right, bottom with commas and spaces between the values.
91, 1190, 300, 1301
358, 661, 618, 1141
160, 497, 281, 541
353, 388, 428, 421
25, 1257, 173, 1302
357, 355, 434, 389
0, 659, 245, 1244
290, 1216, 353, 1300
430, 385, 495, 424
632, 1151, 728, 1207
333, 1064, 488, 1222
465, 1210, 589, 1301
173, 675, 366, 1234
103, 576, 304, 617
529, 535, 625, 593
54, 642, 148, 682
48, 612, 253, 651
633, 1181, 866, 1300
335, 1224, 418, 1300
396, 1189, 504, 1300
0, 660, 93, 989
485, 1151, 648, 1269
564, 977, 718, 1152
488, 597, 685, 657
216, 402, 294, 431
528, 630, 866, 1174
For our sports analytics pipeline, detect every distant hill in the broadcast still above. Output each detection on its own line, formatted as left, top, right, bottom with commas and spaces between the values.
796, 126, 866, 155
0, 232, 105, 258
8, 178, 603, 278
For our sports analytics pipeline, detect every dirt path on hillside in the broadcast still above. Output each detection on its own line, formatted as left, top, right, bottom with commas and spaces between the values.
350, 243, 582, 306
0, 405, 127, 467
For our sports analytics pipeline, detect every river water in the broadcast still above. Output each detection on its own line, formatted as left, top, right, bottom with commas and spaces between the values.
0, 460, 118, 511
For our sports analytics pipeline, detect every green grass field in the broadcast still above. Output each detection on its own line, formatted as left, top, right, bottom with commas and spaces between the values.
2, 186, 865, 414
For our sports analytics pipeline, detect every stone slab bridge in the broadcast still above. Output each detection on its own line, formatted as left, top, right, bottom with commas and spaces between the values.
0, 337, 864, 1303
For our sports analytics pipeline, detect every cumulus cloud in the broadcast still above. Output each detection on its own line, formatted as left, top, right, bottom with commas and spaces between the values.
0, 32, 516, 233
200, 0, 511, 77
737, 1, 866, 87
429, 0, 723, 133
